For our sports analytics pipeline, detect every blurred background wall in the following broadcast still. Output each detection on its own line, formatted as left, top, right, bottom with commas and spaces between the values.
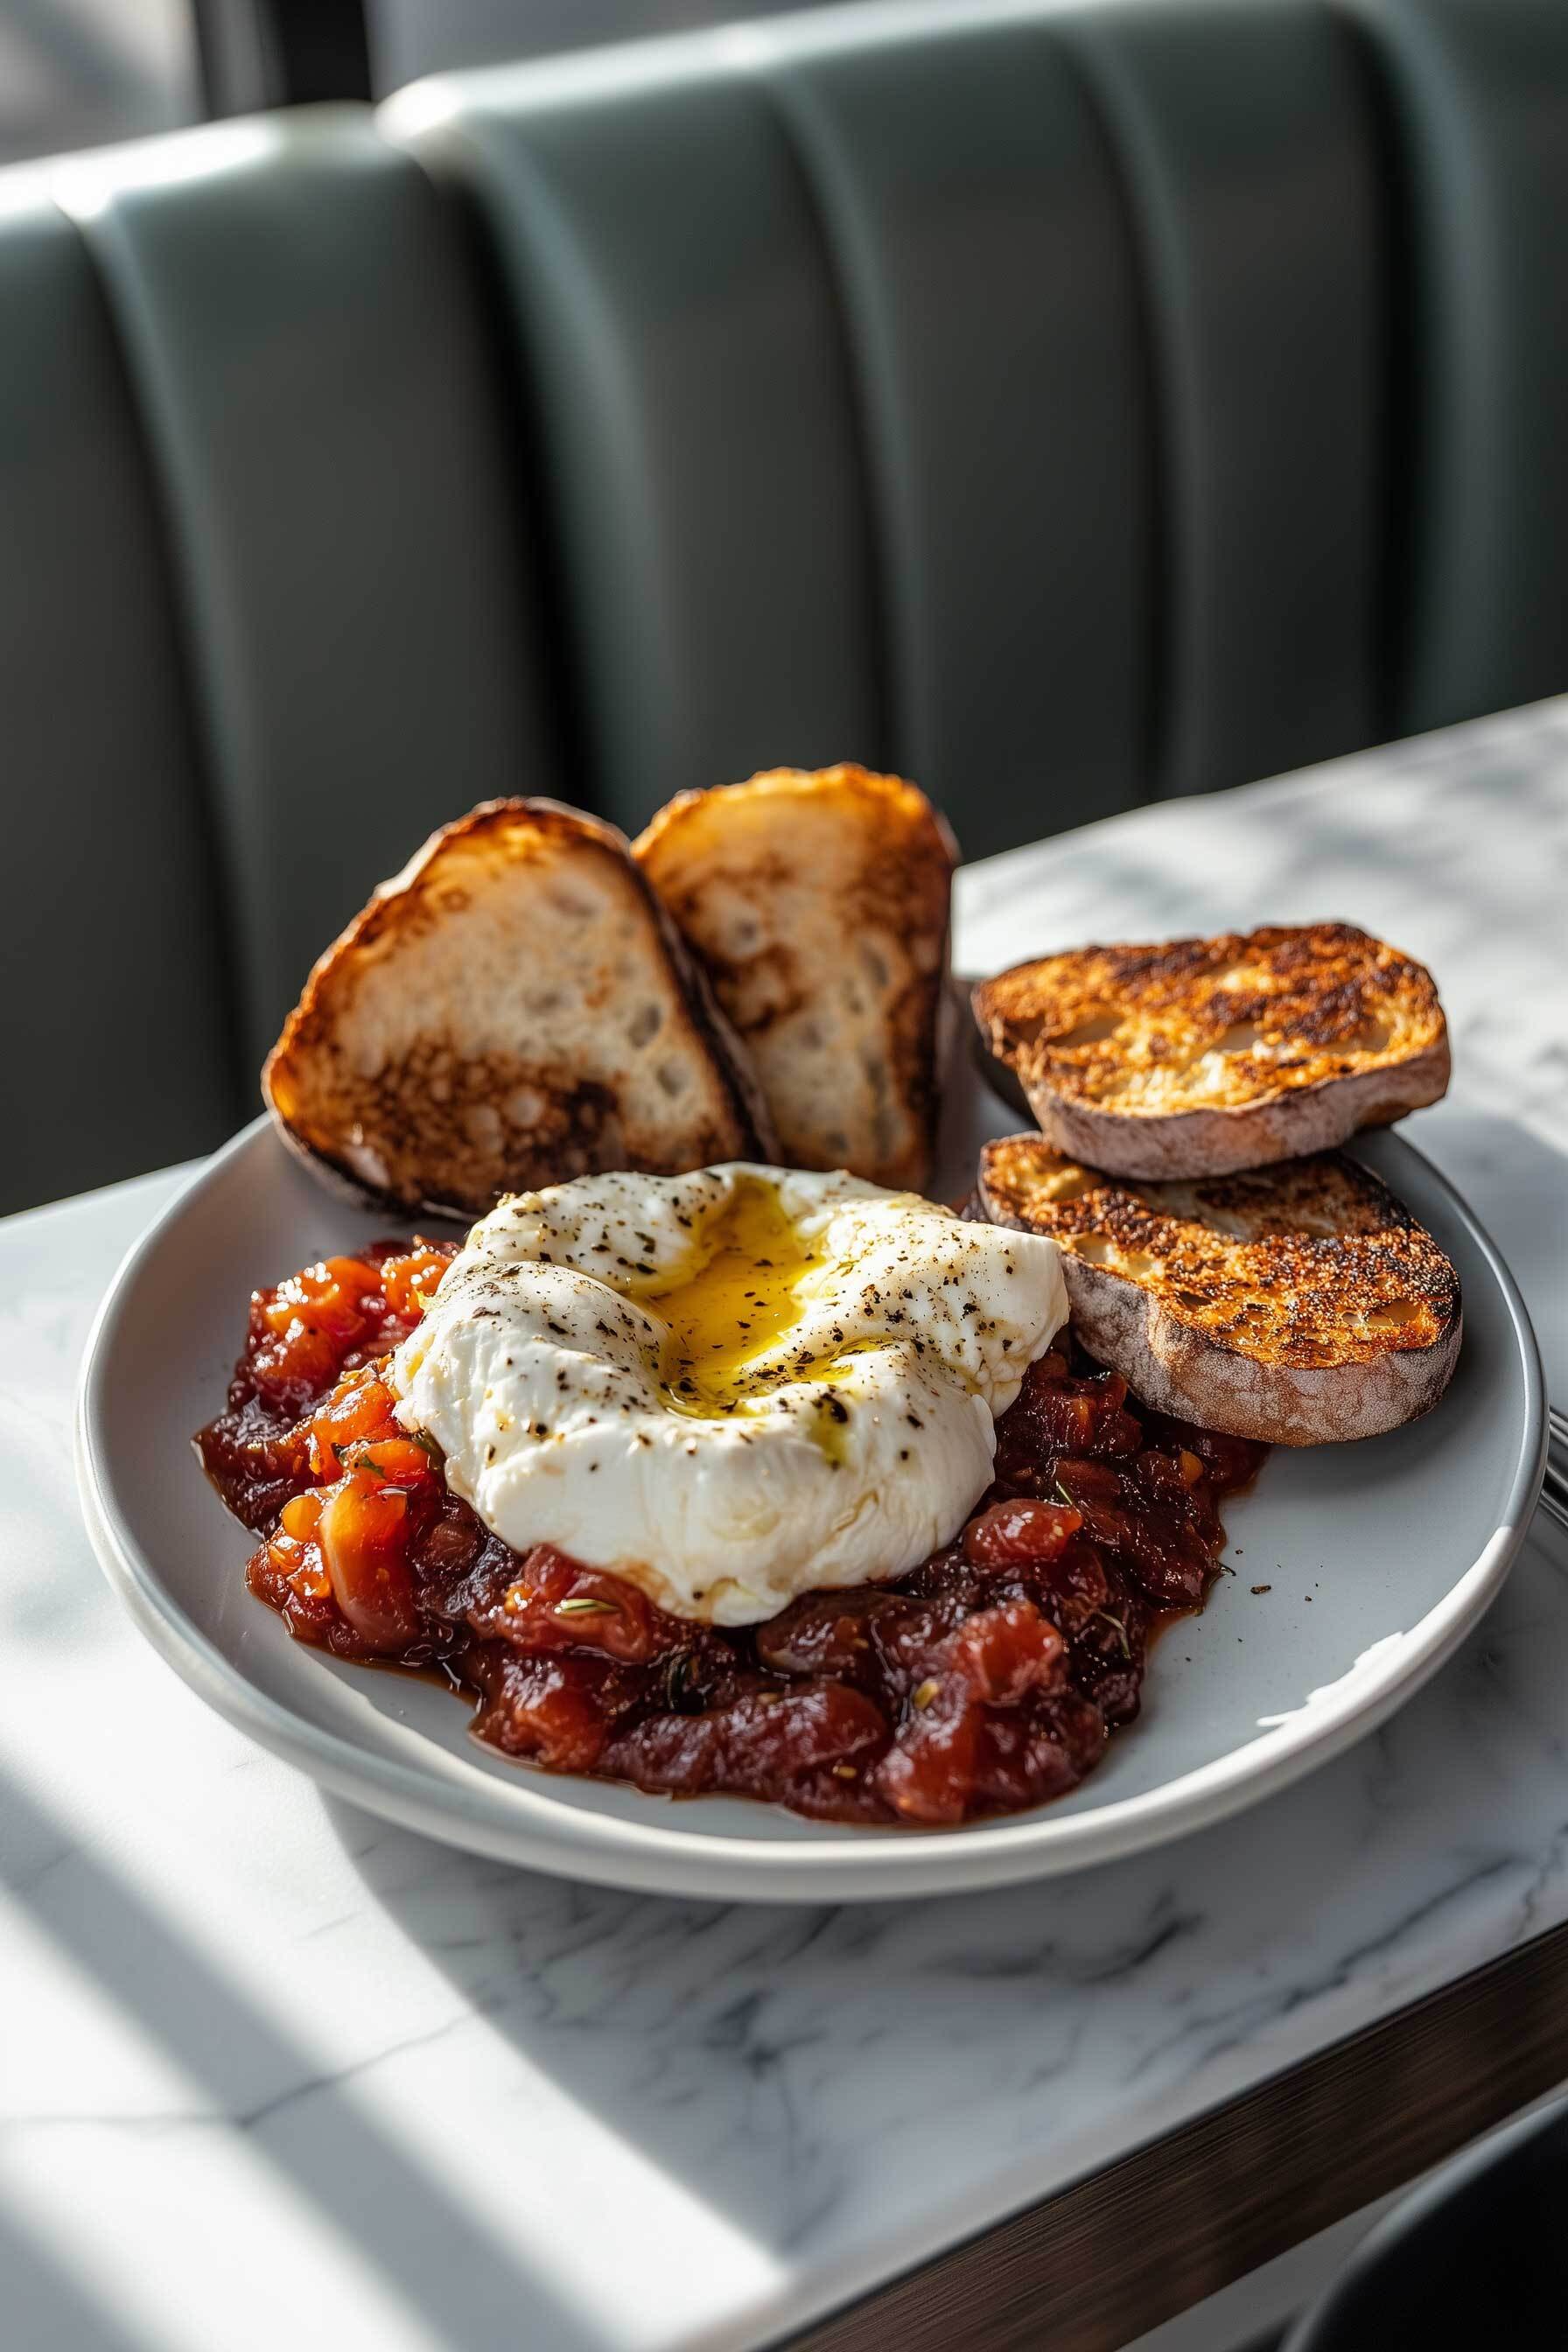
372, 0, 861, 84
0, 0, 193, 160
0, 0, 898, 161
4, 0, 1565, 1212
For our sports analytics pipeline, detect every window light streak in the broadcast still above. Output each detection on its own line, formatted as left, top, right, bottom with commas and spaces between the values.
0, 1737, 785, 2348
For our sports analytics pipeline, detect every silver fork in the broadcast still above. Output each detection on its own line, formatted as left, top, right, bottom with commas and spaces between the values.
1542, 1407, 1568, 1535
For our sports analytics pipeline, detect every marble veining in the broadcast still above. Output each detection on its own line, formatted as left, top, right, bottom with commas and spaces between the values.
4, 701, 1568, 2352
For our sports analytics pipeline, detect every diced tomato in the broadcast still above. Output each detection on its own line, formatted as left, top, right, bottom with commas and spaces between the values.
946, 1600, 1066, 1704
259, 1256, 381, 1345
264, 1525, 332, 1602
242, 1242, 459, 1409
601, 1681, 886, 1801
279, 1490, 325, 1543
352, 1438, 438, 1488
252, 1322, 340, 1398
378, 1248, 453, 1320
1032, 1538, 1111, 1634
202, 1259, 1267, 1830
317, 1473, 422, 1649
962, 1498, 1082, 1567
306, 1371, 403, 1477
468, 1648, 622, 1771
753, 1590, 900, 1679
872, 1684, 985, 1825
475, 1544, 675, 1664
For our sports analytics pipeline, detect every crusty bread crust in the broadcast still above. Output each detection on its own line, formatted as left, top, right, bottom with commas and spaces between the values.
635, 766, 956, 1191
973, 925, 1450, 1180
263, 798, 776, 1219
977, 1133, 1462, 1446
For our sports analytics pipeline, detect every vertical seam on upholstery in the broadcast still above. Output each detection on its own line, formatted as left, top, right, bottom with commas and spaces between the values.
388, 119, 592, 818
1041, 26, 1174, 808
41, 191, 248, 1128
55, 192, 272, 1068
393, 113, 694, 828
1329, 0, 1506, 740
1326, 6, 1414, 751
746, 69, 901, 781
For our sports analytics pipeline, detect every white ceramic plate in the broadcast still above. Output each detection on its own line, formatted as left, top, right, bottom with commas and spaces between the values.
78, 1074, 1544, 1903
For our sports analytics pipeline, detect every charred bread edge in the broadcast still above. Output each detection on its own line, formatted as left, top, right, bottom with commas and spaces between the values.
976, 1139, 1463, 1448
262, 797, 780, 1221
636, 768, 961, 872
971, 976, 1452, 1181
1014, 1038, 1452, 1180
639, 769, 960, 1192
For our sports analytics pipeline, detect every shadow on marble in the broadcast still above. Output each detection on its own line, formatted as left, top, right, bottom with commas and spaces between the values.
316, 1110, 1568, 2278
323, 1509, 1568, 2276
0, 2201, 146, 2352
7, 1111, 1553, 2338
0, 1773, 605, 2352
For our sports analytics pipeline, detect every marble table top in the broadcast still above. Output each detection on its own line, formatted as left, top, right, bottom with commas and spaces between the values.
5, 696, 1567, 2352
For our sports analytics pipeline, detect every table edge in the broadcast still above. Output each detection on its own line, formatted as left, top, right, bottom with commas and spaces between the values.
782, 1913, 1568, 2352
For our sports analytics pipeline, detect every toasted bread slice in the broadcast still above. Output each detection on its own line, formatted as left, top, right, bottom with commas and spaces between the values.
973, 924, 1449, 1180
634, 766, 956, 1191
263, 799, 776, 1219
976, 1135, 1460, 1445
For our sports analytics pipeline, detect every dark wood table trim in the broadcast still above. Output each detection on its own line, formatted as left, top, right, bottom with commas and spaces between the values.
787, 1919, 1568, 2352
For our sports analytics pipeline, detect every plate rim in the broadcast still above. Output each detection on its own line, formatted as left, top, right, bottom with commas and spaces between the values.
76, 1114, 1547, 1903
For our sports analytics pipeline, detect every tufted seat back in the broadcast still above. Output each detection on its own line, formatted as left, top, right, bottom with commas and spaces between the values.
4, 0, 1567, 1211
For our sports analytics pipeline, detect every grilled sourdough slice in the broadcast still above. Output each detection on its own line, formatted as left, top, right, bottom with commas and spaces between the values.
263, 799, 776, 1219
973, 924, 1449, 1180
634, 766, 956, 1191
976, 1134, 1461, 1445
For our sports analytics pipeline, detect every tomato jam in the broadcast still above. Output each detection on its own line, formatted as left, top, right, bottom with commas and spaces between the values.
197, 1243, 1265, 1827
